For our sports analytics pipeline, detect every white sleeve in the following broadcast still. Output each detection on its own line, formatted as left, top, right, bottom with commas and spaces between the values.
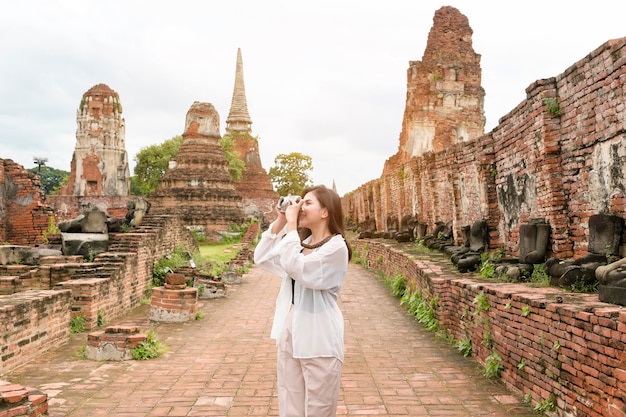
253, 221, 287, 276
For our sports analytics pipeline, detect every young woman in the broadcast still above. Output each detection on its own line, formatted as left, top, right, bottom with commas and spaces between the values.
254, 184, 352, 417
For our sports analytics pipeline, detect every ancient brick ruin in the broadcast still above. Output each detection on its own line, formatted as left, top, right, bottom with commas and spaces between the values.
396, 6, 485, 159
226, 48, 279, 222
343, 6, 626, 417
61, 83, 131, 197
0, 159, 53, 246
149, 102, 245, 240
0, 214, 196, 375
2, 6, 626, 416
344, 6, 626, 262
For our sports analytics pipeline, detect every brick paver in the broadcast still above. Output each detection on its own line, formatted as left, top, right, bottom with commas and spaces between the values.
4, 264, 535, 416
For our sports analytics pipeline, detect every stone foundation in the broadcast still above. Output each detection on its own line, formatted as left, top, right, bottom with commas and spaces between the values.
0, 381, 48, 417
86, 325, 147, 361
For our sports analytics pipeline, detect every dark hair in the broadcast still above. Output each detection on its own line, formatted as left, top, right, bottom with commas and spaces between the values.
299, 184, 352, 260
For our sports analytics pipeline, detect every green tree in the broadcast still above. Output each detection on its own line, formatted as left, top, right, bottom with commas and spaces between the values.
219, 133, 246, 181
268, 152, 313, 196
28, 166, 69, 195
133, 135, 183, 196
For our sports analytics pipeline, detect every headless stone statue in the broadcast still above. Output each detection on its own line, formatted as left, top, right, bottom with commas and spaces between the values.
495, 218, 551, 281
546, 214, 623, 290
454, 220, 489, 272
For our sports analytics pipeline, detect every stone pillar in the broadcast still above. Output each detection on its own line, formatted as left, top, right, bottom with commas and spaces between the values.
149, 273, 198, 322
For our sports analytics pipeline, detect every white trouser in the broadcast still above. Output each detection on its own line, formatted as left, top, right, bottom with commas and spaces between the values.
277, 307, 342, 417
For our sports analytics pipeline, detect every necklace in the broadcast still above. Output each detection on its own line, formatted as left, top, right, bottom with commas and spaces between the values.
301, 235, 333, 249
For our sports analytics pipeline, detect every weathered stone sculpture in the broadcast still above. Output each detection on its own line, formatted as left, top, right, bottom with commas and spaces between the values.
518, 220, 551, 264
423, 221, 453, 250
383, 216, 399, 239
58, 204, 109, 234
396, 215, 418, 242
58, 204, 110, 259
596, 255, 626, 305
546, 214, 623, 289
448, 219, 489, 272
125, 198, 151, 227
0, 246, 62, 265
357, 217, 377, 239
495, 219, 551, 281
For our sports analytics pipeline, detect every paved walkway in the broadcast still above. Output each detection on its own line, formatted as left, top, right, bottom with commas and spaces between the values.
4, 264, 536, 417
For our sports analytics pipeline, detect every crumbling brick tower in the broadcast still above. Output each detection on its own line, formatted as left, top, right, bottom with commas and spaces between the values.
62, 83, 131, 196
226, 48, 279, 222
395, 6, 486, 161
150, 102, 245, 241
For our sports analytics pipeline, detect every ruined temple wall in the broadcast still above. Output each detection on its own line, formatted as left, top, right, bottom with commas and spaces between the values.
345, 38, 626, 258
489, 80, 554, 256
0, 159, 53, 246
0, 214, 197, 374
0, 161, 6, 243
0, 289, 72, 375
491, 39, 626, 258
552, 39, 626, 257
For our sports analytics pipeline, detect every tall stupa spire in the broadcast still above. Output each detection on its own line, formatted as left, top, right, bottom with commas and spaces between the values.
226, 48, 252, 134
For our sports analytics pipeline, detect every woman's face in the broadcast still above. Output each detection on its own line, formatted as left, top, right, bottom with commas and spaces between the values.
298, 191, 328, 229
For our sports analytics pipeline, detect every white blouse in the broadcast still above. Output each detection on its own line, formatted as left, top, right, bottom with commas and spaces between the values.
253, 222, 348, 361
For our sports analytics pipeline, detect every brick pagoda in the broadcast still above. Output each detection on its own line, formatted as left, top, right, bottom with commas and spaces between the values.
149, 102, 244, 240
226, 48, 278, 223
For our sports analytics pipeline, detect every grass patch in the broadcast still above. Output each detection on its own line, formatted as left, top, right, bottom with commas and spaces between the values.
198, 242, 240, 263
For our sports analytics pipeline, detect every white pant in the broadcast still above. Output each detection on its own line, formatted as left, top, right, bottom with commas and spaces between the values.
277, 308, 342, 417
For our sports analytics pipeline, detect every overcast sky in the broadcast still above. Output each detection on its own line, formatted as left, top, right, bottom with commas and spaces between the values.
1, 1, 625, 196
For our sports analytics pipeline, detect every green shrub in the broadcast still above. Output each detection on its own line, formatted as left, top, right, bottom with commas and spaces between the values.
131, 331, 167, 360
483, 352, 504, 379
70, 316, 85, 334
389, 274, 406, 298
456, 337, 472, 357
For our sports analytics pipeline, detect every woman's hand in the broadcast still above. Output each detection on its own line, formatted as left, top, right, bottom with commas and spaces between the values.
270, 203, 288, 234
284, 198, 303, 232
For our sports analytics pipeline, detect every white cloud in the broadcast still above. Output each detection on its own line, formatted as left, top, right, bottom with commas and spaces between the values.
1, 0, 625, 194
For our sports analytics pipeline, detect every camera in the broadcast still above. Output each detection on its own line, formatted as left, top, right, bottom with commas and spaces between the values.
277, 195, 301, 213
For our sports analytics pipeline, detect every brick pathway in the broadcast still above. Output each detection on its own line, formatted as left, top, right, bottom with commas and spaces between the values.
4, 264, 535, 416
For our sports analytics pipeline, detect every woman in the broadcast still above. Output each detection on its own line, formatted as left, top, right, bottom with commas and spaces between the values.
254, 184, 352, 417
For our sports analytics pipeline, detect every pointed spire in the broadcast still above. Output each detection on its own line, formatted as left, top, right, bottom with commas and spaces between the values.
226, 48, 252, 134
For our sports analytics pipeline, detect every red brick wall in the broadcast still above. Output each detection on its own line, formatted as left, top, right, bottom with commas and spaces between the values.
55, 214, 197, 330
344, 38, 626, 259
0, 159, 52, 246
0, 289, 71, 374
353, 239, 625, 417
0, 214, 196, 373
